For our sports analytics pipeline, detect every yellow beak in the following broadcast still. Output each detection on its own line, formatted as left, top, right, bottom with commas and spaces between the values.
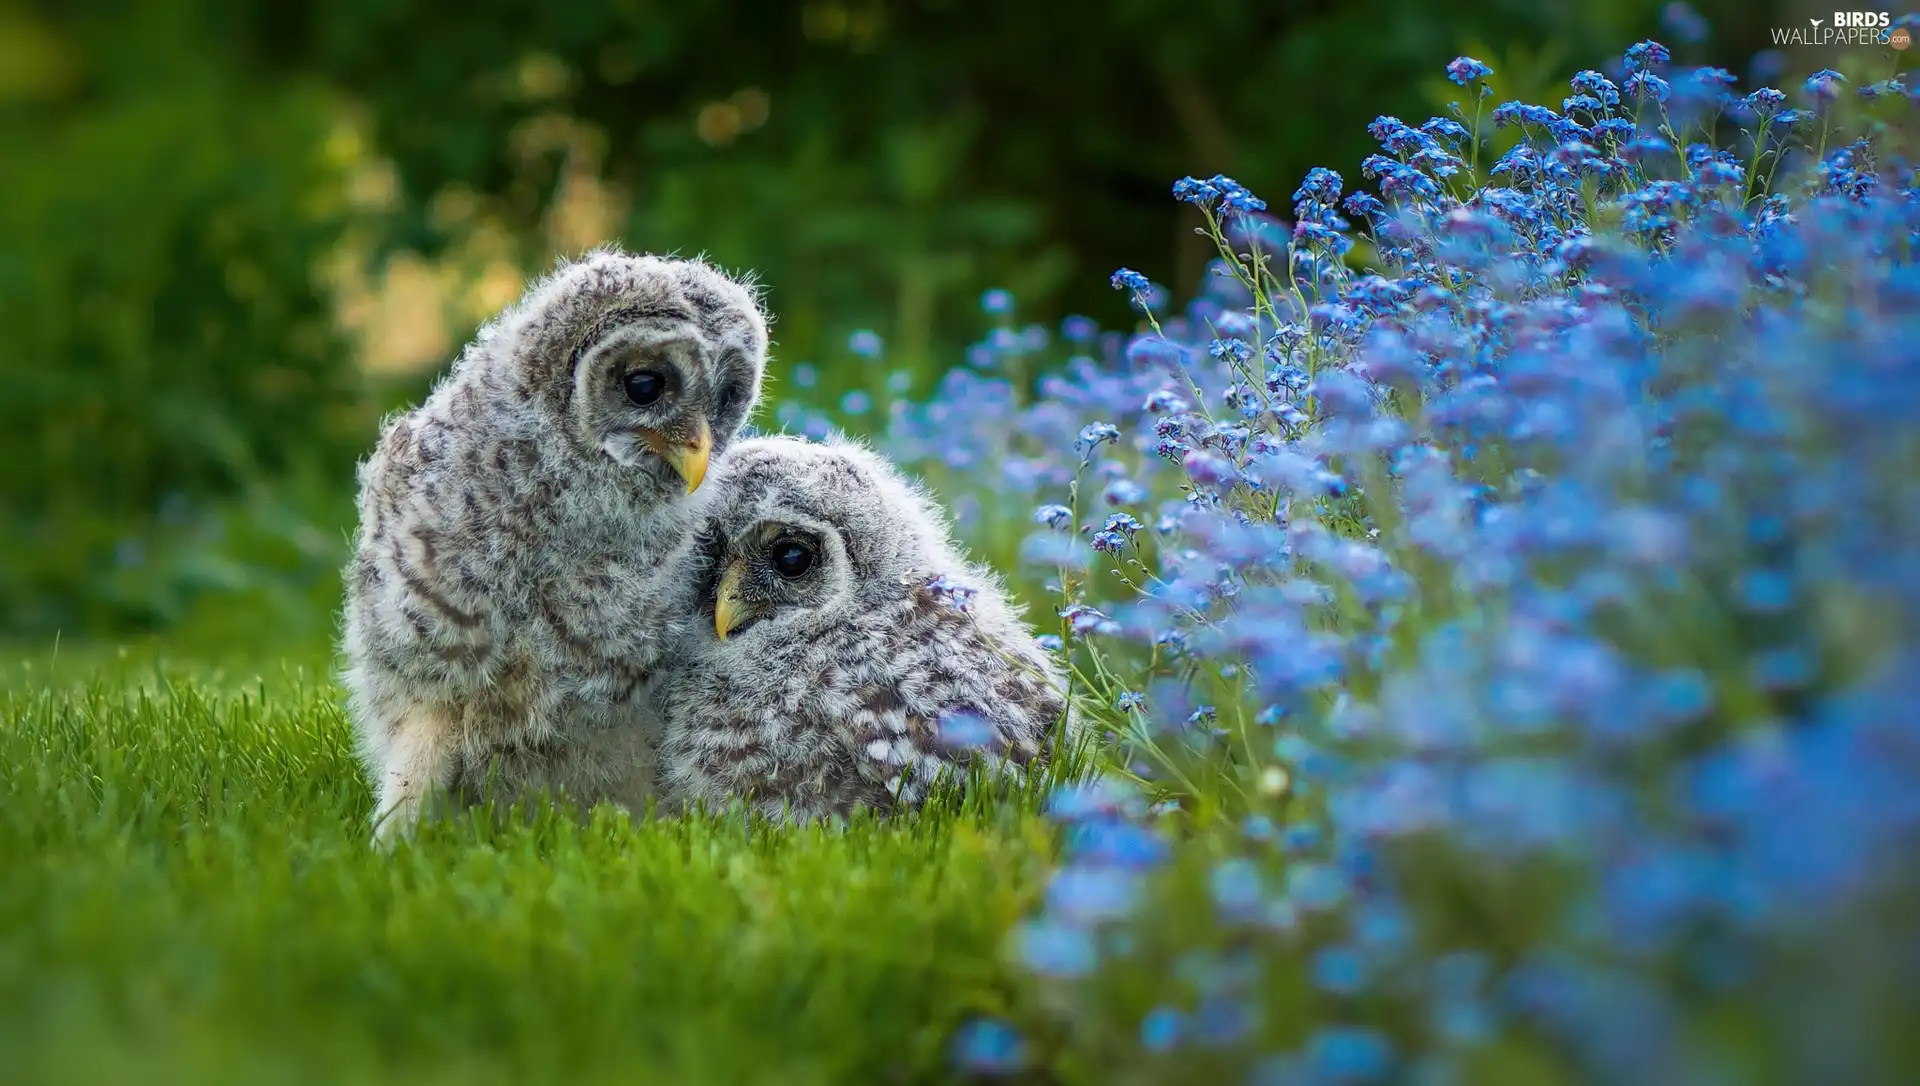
714, 558, 750, 640
645, 419, 712, 495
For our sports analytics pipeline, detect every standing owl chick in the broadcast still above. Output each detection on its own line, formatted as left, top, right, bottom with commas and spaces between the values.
650, 433, 1074, 823
341, 247, 769, 842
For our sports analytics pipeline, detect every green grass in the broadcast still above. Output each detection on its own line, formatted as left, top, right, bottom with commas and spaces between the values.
0, 650, 1068, 1085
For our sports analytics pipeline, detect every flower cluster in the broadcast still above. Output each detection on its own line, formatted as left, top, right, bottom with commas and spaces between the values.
890, 35, 1920, 1085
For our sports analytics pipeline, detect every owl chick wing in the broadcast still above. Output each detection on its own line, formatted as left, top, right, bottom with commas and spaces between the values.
836, 583, 1063, 810
349, 408, 519, 682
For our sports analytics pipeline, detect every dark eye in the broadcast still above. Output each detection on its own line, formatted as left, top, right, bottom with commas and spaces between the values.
768, 539, 815, 579
715, 381, 743, 419
624, 370, 667, 407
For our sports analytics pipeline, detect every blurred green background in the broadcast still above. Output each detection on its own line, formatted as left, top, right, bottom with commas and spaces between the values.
0, 0, 1791, 653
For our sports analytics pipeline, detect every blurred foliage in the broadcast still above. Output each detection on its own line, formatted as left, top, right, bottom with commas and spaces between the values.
1, 0, 1789, 641
238, 0, 1787, 374
0, 0, 371, 637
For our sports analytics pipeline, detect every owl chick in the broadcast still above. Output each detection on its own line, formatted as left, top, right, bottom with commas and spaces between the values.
341, 247, 769, 842
650, 434, 1074, 822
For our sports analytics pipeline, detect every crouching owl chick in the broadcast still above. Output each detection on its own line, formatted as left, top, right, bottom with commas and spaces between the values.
340, 247, 769, 843
650, 434, 1074, 822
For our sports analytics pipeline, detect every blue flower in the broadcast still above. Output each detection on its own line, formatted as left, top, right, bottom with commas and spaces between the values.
1660, 2, 1709, 44
936, 708, 994, 748
1623, 39, 1671, 74
847, 329, 884, 358
1183, 449, 1239, 487
980, 287, 1014, 315
1311, 946, 1367, 994
1140, 1006, 1182, 1053
1175, 173, 1269, 213
1446, 56, 1493, 86
1282, 823, 1321, 853
1033, 503, 1074, 530
1309, 1027, 1393, 1082
872, 27, 1920, 1082
1571, 69, 1622, 107
1047, 864, 1142, 923
1077, 422, 1121, 452
1737, 568, 1794, 613
1751, 646, 1813, 691
951, 1018, 1026, 1076
1061, 314, 1099, 342
1065, 822, 1169, 870
1014, 919, 1097, 977
1210, 858, 1266, 918
1294, 166, 1344, 205
1104, 478, 1148, 506
1741, 87, 1786, 117
1804, 69, 1845, 105
1110, 267, 1150, 292
1060, 603, 1120, 636
924, 573, 978, 612
1127, 334, 1192, 371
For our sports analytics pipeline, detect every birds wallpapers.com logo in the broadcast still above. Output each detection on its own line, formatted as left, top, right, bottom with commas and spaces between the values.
1770, 11, 1910, 48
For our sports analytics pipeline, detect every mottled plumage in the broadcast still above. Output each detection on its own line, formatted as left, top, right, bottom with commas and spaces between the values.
651, 434, 1074, 822
340, 247, 769, 842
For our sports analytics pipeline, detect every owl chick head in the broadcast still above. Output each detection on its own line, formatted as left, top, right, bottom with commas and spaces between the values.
477, 247, 769, 497
688, 433, 973, 643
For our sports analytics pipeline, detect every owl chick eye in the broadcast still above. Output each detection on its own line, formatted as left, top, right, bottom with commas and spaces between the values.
624, 370, 667, 407
768, 539, 816, 579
